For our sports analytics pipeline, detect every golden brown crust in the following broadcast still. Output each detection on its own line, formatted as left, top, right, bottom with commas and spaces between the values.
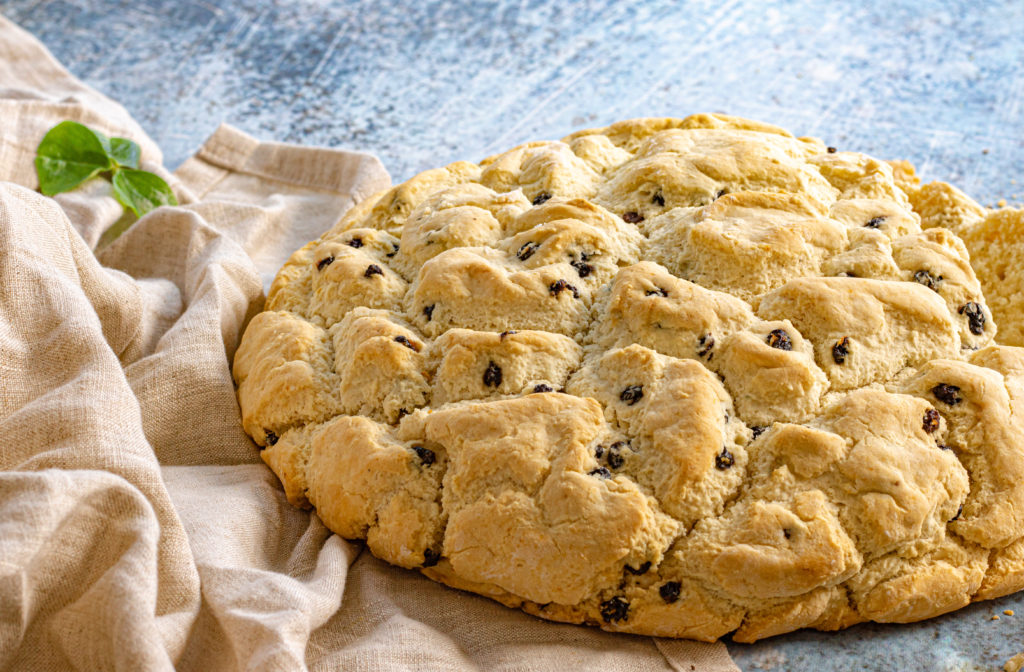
910, 180, 989, 235
958, 207, 1024, 346
232, 114, 1024, 642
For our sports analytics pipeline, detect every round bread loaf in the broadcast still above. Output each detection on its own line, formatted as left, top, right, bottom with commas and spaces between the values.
232, 114, 1024, 642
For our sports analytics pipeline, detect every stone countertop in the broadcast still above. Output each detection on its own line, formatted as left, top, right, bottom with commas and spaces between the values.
5, 1, 1023, 669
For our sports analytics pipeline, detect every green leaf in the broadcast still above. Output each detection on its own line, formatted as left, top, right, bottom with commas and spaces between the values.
34, 120, 114, 195
109, 137, 141, 169
111, 168, 177, 217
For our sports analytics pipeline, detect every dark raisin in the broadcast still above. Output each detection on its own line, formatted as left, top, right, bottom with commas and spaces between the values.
625, 561, 651, 575
422, 548, 440, 567
832, 336, 850, 365
264, 430, 279, 447
715, 447, 735, 470
347, 237, 363, 248
394, 335, 421, 352
571, 259, 593, 278
606, 444, 624, 470
659, 582, 681, 604
652, 192, 665, 207
386, 243, 399, 258
589, 467, 612, 479
865, 216, 886, 229
949, 504, 963, 523
620, 385, 644, 405
533, 383, 553, 393
549, 279, 579, 298
751, 425, 767, 439
645, 287, 669, 297
500, 330, 517, 340
622, 211, 644, 224
412, 445, 436, 466
914, 269, 942, 292
423, 304, 435, 321
517, 241, 540, 261
600, 596, 630, 623
938, 443, 953, 451
594, 444, 605, 459
827, 146, 837, 153
397, 408, 411, 420
932, 383, 963, 406
316, 256, 335, 271
766, 329, 793, 351
959, 302, 986, 335
923, 408, 941, 433
483, 361, 503, 388
532, 192, 552, 206
364, 264, 383, 278
716, 189, 727, 199
697, 334, 715, 359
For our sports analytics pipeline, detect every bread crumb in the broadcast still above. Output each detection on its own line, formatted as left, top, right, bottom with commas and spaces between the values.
1004, 609, 1015, 616
998, 199, 1008, 207
1005, 652, 1024, 672
991, 614, 1000, 620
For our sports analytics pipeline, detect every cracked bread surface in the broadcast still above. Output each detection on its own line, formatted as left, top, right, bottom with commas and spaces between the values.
233, 113, 1024, 642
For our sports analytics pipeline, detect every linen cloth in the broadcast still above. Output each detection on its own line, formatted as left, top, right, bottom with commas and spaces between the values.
0, 15, 740, 672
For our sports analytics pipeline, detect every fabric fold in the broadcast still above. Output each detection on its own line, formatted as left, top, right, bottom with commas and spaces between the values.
0, 13, 739, 672
0, 183, 199, 672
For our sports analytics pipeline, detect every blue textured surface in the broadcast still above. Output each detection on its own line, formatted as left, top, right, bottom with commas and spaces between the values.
5, 1, 1024, 669
5, 0, 1024, 208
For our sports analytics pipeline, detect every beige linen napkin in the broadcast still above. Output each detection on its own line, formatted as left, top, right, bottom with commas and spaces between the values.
0, 15, 739, 672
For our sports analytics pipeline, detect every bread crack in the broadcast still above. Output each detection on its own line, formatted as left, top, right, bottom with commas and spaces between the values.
232, 112, 1024, 641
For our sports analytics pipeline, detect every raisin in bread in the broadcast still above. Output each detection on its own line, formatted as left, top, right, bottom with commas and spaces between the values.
232, 114, 1024, 642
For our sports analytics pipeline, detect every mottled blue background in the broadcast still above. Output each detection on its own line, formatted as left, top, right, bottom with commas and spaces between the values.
5, 1, 1023, 669
6, 0, 1024, 208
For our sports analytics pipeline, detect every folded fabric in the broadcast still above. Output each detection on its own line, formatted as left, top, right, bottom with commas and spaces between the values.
0, 14, 739, 672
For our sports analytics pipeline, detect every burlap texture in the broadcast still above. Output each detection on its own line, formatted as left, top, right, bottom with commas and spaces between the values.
0, 15, 739, 672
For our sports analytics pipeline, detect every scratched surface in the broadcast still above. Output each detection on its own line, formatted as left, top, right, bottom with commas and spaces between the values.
5, 1, 1024, 669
